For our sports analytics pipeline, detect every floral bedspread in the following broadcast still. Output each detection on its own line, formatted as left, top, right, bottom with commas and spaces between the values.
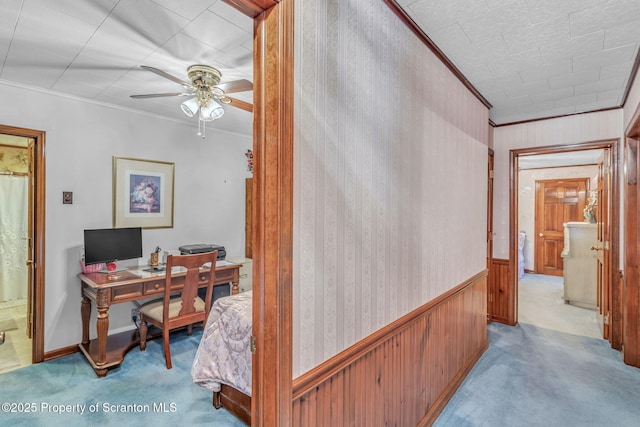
191, 291, 252, 396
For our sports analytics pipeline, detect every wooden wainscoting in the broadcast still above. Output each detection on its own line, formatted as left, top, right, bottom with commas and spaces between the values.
292, 271, 488, 426
488, 259, 512, 325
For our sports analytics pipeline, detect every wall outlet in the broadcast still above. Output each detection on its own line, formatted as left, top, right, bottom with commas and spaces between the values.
131, 308, 140, 322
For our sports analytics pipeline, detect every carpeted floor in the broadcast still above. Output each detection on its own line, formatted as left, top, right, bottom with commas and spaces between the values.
434, 322, 640, 427
0, 329, 247, 427
518, 273, 600, 339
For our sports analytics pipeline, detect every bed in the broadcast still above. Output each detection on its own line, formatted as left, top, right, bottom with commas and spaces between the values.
191, 291, 252, 425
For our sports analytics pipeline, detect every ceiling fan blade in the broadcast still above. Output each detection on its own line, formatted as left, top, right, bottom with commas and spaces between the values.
214, 79, 253, 94
140, 65, 192, 88
223, 97, 254, 112
130, 92, 193, 99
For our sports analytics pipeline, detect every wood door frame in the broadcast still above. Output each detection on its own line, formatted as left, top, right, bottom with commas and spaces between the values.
0, 124, 45, 364
487, 149, 494, 320
223, 0, 294, 426
509, 139, 620, 348
533, 178, 589, 275
624, 109, 640, 367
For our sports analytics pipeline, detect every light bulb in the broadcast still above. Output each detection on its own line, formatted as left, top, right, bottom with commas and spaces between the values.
199, 100, 225, 122
181, 97, 199, 117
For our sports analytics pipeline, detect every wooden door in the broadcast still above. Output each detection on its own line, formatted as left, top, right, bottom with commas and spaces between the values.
595, 152, 611, 339
535, 179, 588, 276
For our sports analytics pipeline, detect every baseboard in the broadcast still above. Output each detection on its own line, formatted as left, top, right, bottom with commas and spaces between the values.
43, 344, 79, 361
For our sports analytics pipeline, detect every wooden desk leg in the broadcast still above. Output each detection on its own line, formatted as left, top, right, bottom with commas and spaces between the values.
231, 270, 240, 295
81, 294, 91, 346
95, 288, 110, 367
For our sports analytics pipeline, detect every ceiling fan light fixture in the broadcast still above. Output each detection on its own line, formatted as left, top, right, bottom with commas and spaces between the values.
131, 64, 253, 139
200, 100, 225, 122
180, 97, 199, 117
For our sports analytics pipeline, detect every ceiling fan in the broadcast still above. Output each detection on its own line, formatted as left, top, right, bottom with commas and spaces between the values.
130, 64, 253, 138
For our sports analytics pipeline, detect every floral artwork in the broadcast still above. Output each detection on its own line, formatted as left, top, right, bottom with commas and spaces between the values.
113, 157, 174, 229
245, 149, 253, 173
129, 174, 161, 213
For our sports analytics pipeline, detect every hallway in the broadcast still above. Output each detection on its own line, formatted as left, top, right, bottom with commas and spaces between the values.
518, 273, 601, 339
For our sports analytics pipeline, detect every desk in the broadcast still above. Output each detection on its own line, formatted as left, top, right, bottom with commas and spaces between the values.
78, 261, 241, 377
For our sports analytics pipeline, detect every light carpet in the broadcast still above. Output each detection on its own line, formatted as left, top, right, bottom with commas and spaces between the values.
0, 329, 247, 427
434, 322, 640, 427
519, 273, 600, 339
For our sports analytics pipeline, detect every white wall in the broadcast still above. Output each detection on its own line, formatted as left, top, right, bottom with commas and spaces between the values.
0, 82, 252, 352
293, 0, 489, 377
493, 109, 623, 262
518, 165, 598, 271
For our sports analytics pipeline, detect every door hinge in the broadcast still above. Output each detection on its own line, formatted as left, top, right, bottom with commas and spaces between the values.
604, 314, 610, 325
489, 170, 494, 179
489, 293, 493, 303
249, 335, 257, 354
604, 241, 610, 250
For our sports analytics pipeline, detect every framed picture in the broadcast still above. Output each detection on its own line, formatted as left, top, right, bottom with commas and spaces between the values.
112, 156, 174, 229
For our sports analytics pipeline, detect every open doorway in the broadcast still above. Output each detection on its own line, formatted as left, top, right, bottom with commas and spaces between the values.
509, 139, 621, 349
0, 134, 31, 372
0, 125, 45, 372
516, 150, 602, 338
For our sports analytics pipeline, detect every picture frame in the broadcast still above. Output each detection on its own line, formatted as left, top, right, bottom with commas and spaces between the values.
113, 156, 174, 229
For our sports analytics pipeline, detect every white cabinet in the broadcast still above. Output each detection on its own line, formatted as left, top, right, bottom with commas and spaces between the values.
561, 222, 597, 310
226, 257, 253, 293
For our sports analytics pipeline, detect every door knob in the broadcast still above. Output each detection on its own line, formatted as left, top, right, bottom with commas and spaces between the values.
26, 260, 33, 266
590, 246, 603, 251
538, 233, 544, 237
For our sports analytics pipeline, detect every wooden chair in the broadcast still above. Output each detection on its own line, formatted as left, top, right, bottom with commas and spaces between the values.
138, 250, 218, 369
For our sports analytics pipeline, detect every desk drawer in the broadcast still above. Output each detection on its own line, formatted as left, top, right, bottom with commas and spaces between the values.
144, 280, 166, 294
111, 284, 144, 301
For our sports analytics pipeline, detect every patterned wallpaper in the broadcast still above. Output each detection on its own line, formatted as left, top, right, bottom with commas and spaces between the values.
492, 109, 622, 261
293, 0, 489, 376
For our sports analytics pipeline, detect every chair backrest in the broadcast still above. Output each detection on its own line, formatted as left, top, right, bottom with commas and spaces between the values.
163, 250, 218, 325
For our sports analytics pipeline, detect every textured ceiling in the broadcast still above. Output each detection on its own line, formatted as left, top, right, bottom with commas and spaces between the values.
397, 0, 640, 125
0, 0, 254, 136
2, 1, 639, 132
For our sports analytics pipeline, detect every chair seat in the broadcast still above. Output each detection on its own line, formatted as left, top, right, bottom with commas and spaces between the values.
140, 296, 206, 323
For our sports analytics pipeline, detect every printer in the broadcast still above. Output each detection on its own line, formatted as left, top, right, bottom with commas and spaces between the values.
179, 244, 229, 304
178, 244, 226, 260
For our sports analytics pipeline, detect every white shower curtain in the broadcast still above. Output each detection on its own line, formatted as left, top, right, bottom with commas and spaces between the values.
0, 175, 28, 302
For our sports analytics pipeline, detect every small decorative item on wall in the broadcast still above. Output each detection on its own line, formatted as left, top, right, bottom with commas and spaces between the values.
113, 156, 174, 229
245, 149, 253, 173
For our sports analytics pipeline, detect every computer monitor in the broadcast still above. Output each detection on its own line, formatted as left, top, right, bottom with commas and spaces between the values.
83, 227, 143, 268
